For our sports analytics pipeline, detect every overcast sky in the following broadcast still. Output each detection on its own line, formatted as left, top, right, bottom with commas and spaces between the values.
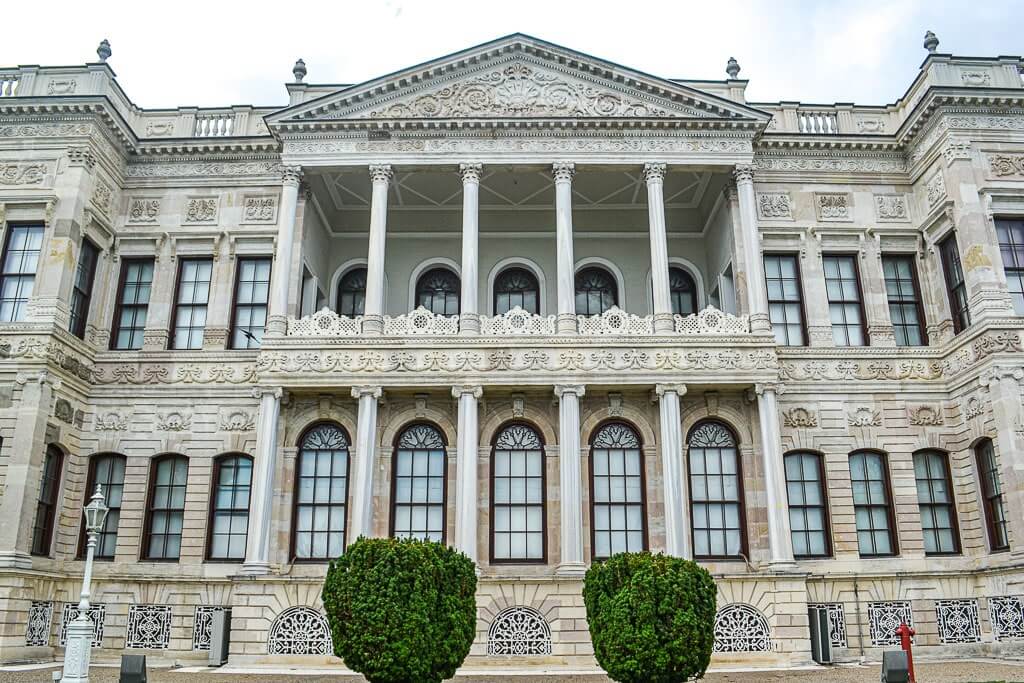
3, 0, 1020, 109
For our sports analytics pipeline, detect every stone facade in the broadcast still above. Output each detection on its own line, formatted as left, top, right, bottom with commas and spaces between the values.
1, 33, 1024, 672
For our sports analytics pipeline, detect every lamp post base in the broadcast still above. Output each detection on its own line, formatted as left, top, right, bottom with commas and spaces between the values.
60, 616, 95, 683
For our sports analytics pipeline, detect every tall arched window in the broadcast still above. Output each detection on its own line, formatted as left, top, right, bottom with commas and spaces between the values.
688, 421, 745, 559
494, 267, 540, 315
79, 454, 126, 559
491, 423, 545, 562
415, 267, 460, 315
669, 266, 698, 316
143, 454, 189, 560
590, 422, 646, 558
31, 445, 63, 556
784, 451, 831, 558
976, 438, 1009, 552
849, 450, 897, 557
335, 267, 367, 317
575, 266, 618, 315
294, 423, 350, 560
207, 454, 253, 561
913, 450, 959, 555
392, 424, 447, 542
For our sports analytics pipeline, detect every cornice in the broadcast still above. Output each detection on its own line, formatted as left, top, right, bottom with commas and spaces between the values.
0, 99, 137, 154
135, 138, 280, 156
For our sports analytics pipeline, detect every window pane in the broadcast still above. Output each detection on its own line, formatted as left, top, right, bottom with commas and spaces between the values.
0, 225, 45, 323
764, 255, 805, 345
173, 258, 213, 350
784, 452, 829, 558
689, 422, 742, 558
231, 257, 272, 349
492, 424, 545, 562
295, 424, 349, 559
823, 255, 866, 347
849, 451, 895, 556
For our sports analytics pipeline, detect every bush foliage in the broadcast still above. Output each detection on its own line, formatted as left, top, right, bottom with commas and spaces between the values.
322, 537, 477, 683
583, 552, 717, 683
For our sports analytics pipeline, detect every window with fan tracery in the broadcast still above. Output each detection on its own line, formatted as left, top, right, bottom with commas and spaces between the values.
494, 267, 540, 314
575, 266, 617, 315
393, 424, 446, 542
416, 267, 460, 315
590, 422, 645, 558
336, 267, 367, 317
492, 424, 545, 562
688, 421, 744, 558
669, 266, 697, 316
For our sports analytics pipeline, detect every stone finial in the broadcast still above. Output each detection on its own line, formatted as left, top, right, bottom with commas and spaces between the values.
726, 56, 741, 79
96, 39, 111, 62
293, 58, 307, 83
923, 30, 939, 53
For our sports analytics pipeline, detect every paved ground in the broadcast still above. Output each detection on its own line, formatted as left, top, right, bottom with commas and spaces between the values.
2, 659, 1024, 682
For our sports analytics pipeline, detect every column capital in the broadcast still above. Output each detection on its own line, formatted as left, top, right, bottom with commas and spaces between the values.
732, 164, 755, 184
552, 162, 575, 183
66, 145, 96, 170
754, 382, 784, 397
251, 386, 284, 400
459, 162, 483, 184
15, 370, 59, 388
368, 164, 394, 184
351, 385, 383, 400
655, 383, 687, 398
982, 365, 1024, 390
643, 162, 667, 183
554, 384, 586, 399
452, 385, 483, 399
282, 165, 303, 187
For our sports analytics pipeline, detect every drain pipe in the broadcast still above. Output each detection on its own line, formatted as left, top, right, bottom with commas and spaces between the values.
854, 577, 865, 661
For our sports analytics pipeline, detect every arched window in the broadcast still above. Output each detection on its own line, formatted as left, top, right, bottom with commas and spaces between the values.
784, 451, 831, 558
207, 454, 253, 561
143, 454, 189, 560
79, 454, 126, 559
975, 439, 1009, 552
688, 421, 745, 559
31, 445, 63, 556
415, 267, 460, 315
590, 422, 646, 558
494, 267, 540, 315
491, 423, 545, 562
849, 450, 897, 557
575, 266, 618, 316
669, 266, 698, 316
913, 450, 960, 555
335, 267, 367, 317
294, 423, 350, 560
392, 424, 447, 542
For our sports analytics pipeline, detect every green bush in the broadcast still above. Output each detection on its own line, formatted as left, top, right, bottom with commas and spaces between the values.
322, 537, 478, 683
583, 552, 717, 683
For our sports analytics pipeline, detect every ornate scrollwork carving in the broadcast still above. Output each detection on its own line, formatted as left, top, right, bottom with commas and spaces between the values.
383, 307, 459, 336
577, 306, 653, 336
267, 607, 332, 656
480, 306, 556, 335
487, 607, 552, 656
714, 604, 771, 652
673, 306, 749, 335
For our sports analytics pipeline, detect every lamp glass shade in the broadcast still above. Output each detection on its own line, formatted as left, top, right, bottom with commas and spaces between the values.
83, 485, 109, 533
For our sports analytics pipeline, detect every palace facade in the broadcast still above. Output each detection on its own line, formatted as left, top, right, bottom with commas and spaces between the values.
2, 32, 1024, 670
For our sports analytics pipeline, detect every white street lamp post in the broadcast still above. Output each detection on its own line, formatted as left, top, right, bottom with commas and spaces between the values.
60, 484, 108, 683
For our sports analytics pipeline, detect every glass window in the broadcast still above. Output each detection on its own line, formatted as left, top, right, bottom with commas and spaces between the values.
415, 267, 460, 315
976, 439, 1009, 552
575, 266, 618, 316
784, 452, 830, 558
208, 454, 252, 561
996, 219, 1024, 315
849, 451, 897, 557
823, 255, 867, 346
882, 255, 928, 346
0, 224, 44, 322
231, 257, 271, 349
913, 450, 959, 555
688, 422, 744, 558
30, 446, 63, 556
494, 267, 539, 315
336, 267, 367, 317
171, 258, 213, 350
111, 258, 154, 350
939, 232, 970, 334
392, 424, 447, 542
492, 424, 545, 562
294, 424, 349, 560
80, 454, 126, 560
590, 423, 645, 558
69, 239, 99, 339
144, 455, 189, 560
764, 254, 806, 345
669, 266, 698, 316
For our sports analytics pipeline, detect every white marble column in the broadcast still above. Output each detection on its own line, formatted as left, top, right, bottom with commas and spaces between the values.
645, 163, 675, 333
452, 385, 483, 562
553, 162, 578, 334
656, 383, 690, 559
554, 384, 586, 574
241, 386, 283, 575
755, 382, 795, 567
349, 386, 382, 541
265, 166, 302, 335
733, 165, 771, 333
459, 163, 482, 335
363, 164, 393, 334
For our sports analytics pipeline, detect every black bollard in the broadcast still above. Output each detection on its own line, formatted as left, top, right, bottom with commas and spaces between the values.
119, 653, 147, 683
880, 650, 909, 683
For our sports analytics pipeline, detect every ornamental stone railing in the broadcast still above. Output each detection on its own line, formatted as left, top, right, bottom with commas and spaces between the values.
675, 306, 750, 335
287, 308, 364, 336
382, 307, 460, 336
480, 306, 557, 335
577, 306, 654, 336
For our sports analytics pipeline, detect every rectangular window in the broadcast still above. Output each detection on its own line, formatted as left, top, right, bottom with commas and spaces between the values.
230, 257, 271, 349
171, 258, 213, 350
882, 254, 928, 346
69, 239, 99, 339
143, 455, 188, 560
784, 452, 831, 558
849, 451, 897, 557
996, 219, 1024, 315
207, 455, 252, 561
764, 253, 806, 346
976, 439, 1009, 552
0, 224, 44, 322
913, 450, 960, 555
823, 254, 867, 346
79, 455, 126, 560
939, 232, 970, 334
31, 447, 63, 556
111, 258, 154, 350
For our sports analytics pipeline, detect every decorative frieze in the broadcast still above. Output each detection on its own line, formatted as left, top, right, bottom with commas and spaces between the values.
959, 70, 991, 86
815, 192, 852, 221
908, 404, 944, 426
184, 197, 218, 224
91, 178, 114, 216
125, 161, 284, 179
144, 121, 176, 137
847, 406, 882, 426
127, 197, 161, 224
126, 604, 172, 649
219, 409, 256, 432
155, 410, 192, 432
46, 78, 77, 94
935, 599, 981, 644
926, 173, 947, 206
0, 162, 46, 185
753, 154, 907, 174
94, 411, 129, 431
874, 194, 909, 222
856, 118, 885, 134
867, 601, 913, 647
989, 153, 1024, 178
942, 139, 971, 165
756, 192, 792, 219
782, 407, 818, 428
242, 194, 279, 224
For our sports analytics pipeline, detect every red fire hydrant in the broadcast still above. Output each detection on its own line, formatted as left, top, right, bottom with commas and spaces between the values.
895, 622, 916, 683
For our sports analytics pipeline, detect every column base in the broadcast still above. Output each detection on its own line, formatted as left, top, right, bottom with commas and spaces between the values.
0, 552, 32, 570
556, 314, 577, 334
265, 315, 287, 336
458, 313, 480, 336
653, 313, 675, 333
238, 561, 272, 576
361, 315, 383, 335
749, 312, 771, 333
766, 559, 799, 573
555, 562, 587, 578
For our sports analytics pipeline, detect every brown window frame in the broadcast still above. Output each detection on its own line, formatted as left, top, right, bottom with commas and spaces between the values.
975, 438, 1010, 552
493, 266, 540, 316
77, 453, 126, 560
939, 231, 971, 334
881, 253, 929, 346
783, 450, 833, 559
912, 449, 961, 556
205, 453, 253, 562
389, 422, 449, 544
290, 421, 351, 562
140, 454, 189, 562
110, 256, 155, 351
489, 420, 547, 565
0, 223, 45, 323
229, 255, 272, 350
588, 420, 649, 561
763, 252, 808, 346
169, 256, 214, 350
30, 445, 63, 557
69, 238, 100, 339
687, 420, 748, 560
849, 450, 899, 558
996, 218, 1024, 315
822, 252, 869, 347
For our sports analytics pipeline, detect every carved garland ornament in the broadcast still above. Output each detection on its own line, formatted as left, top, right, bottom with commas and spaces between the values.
874, 194, 908, 221
782, 407, 818, 428
0, 162, 46, 185
757, 192, 792, 219
989, 154, 1024, 178
128, 198, 161, 224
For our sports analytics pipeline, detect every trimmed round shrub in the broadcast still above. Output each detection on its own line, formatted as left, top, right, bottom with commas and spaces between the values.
583, 552, 717, 683
322, 537, 477, 683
